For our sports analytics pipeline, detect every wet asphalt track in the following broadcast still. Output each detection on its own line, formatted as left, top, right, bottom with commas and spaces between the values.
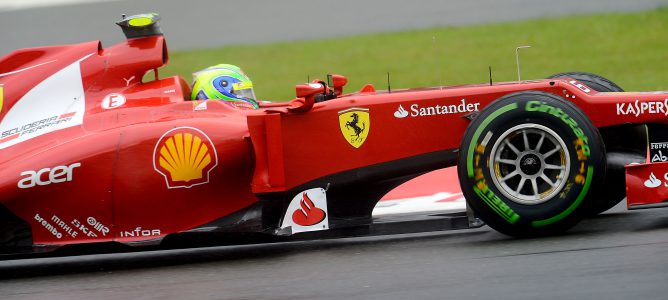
1, 203, 667, 300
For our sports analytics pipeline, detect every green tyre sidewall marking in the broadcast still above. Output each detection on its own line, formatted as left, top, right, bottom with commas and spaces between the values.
532, 166, 593, 227
473, 184, 520, 224
464, 102, 519, 224
466, 103, 518, 178
460, 91, 604, 236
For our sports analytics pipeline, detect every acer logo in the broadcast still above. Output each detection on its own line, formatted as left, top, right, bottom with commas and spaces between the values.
18, 163, 81, 189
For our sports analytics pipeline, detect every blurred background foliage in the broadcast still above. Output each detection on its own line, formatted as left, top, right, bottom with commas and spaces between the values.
162, 8, 668, 101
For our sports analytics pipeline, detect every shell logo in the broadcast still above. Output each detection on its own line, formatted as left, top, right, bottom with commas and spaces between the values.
153, 127, 218, 188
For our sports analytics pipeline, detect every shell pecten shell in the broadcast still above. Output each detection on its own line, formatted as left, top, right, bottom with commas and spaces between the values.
153, 127, 218, 188
159, 133, 211, 182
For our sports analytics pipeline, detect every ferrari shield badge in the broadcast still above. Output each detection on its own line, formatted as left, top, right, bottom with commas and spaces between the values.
153, 127, 218, 189
338, 107, 370, 148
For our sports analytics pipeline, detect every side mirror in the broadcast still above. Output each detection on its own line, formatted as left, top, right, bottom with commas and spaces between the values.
295, 82, 325, 99
330, 74, 348, 96
289, 83, 324, 113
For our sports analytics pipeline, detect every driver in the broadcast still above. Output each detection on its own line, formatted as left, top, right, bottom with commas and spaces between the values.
190, 64, 260, 109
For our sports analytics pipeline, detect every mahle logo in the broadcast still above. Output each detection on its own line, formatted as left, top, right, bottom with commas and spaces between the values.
153, 127, 218, 189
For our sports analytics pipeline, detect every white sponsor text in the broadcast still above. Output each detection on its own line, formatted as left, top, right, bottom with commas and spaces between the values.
18, 162, 81, 189
406, 99, 480, 118
616, 99, 668, 117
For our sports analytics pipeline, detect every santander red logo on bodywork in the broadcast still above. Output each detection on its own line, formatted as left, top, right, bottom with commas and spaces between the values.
292, 192, 326, 226
281, 188, 329, 234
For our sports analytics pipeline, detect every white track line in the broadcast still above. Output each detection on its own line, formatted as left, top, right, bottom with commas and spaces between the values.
373, 192, 466, 216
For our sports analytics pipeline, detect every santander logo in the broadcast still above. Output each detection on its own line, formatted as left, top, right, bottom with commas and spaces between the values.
280, 188, 329, 234
394, 105, 409, 118
292, 192, 326, 226
645, 172, 662, 188
393, 99, 480, 119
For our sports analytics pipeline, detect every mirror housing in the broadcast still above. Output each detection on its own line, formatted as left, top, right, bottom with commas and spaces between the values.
295, 82, 325, 99
289, 83, 325, 113
331, 74, 348, 95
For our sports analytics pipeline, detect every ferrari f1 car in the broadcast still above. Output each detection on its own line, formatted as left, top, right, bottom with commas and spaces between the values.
0, 13, 663, 255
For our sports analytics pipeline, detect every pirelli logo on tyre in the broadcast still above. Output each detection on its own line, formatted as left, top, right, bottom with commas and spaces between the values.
153, 127, 218, 189
466, 103, 521, 224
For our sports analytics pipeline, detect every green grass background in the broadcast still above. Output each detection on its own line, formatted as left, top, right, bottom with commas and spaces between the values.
162, 8, 668, 101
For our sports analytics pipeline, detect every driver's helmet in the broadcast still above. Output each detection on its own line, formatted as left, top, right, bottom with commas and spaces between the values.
190, 64, 259, 109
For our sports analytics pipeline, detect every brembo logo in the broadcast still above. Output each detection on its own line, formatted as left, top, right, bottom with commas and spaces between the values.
153, 127, 218, 189
18, 162, 81, 189
394, 99, 480, 118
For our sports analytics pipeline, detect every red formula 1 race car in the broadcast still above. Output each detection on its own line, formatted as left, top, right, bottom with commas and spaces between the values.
0, 13, 662, 255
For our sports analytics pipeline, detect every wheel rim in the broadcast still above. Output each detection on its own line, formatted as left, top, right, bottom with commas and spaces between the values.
488, 124, 570, 205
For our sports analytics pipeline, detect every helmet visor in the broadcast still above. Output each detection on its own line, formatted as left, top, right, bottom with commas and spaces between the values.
232, 81, 257, 102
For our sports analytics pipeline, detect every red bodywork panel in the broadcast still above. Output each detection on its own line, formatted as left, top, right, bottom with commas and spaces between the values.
626, 162, 668, 209
1, 33, 667, 250
248, 83, 668, 193
0, 36, 261, 246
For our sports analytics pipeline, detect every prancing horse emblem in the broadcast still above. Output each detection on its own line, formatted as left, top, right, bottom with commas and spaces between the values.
338, 107, 370, 148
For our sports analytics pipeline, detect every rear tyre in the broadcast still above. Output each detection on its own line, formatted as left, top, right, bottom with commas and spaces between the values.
548, 72, 646, 215
458, 91, 605, 237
